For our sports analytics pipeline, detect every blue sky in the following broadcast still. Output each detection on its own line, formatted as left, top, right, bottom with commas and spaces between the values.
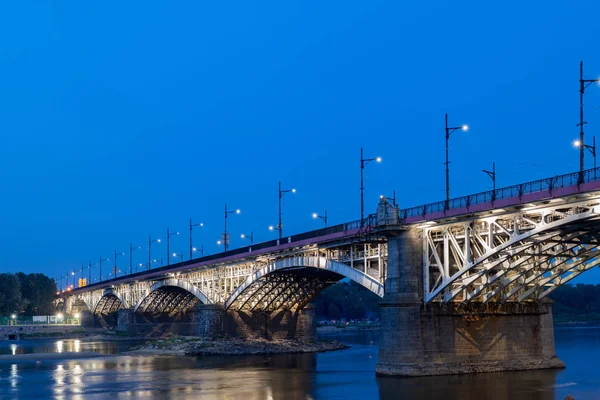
1, 1, 600, 284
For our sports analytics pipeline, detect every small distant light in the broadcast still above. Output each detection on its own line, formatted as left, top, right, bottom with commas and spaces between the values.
574, 140, 582, 147
56, 291, 60, 295
172, 253, 177, 257
236, 209, 241, 214
71, 272, 75, 275
157, 239, 161, 243
217, 240, 222, 245
200, 223, 204, 227
312, 213, 318, 219
380, 195, 384, 199
292, 188, 296, 193
462, 125, 469, 131
269, 226, 274, 231
193, 247, 197, 251
11, 314, 16, 319
240, 234, 245, 239
376, 157, 382, 162
57, 313, 63, 319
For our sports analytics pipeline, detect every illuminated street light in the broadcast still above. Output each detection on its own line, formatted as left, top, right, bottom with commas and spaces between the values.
241, 232, 254, 245
222, 204, 241, 252
360, 148, 382, 225
276, 181, 296, 240
578, 61, 600, 180
113, 250, 125, 278
192, 246, 204, 256
167, 228, 180, 265
189, 218, 204, 260
574, 136, 597, 178
98, 256, 110, 282
312, 210, 328, 227
129, 243, 141, 275
445, 113, 469, 209
11, 314, 16, 319
148, 236, 161, 270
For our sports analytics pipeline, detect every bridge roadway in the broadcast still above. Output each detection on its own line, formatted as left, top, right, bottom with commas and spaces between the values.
62, 167, 600, 376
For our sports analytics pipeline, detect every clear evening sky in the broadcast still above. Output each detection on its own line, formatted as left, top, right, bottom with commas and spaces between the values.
1, 2, 599, 283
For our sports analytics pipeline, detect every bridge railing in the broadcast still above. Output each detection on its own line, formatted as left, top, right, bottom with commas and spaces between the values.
399, 167, 600, 219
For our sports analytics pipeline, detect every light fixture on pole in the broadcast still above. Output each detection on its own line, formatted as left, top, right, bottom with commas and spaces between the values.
241, 232, 254, 245
360, 147, 382, 225
192, 245, 204, 256
277, 181, 296, 240
222, 204, 240, 252
482, 162, 497, 193
129, 243, 141, 275
167, 228, 179, 265
113, 250, 125, 278
312, 210, 328, 227
189, 218, 204, 260
379, 190, 397, 208
574, 137, 597, 179
578, 61, 600, 181
148, 236, 161, 270
445, 113, 469, 209
98, 256, 109, 282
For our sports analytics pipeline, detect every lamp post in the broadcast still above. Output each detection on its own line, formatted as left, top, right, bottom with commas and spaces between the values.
129, 243, 141, 275
574, 137, 597, 179
277, 181, 296, 240
192, 246, 204, 256
189, 218, 204, 260
148, 236, 161, 270
482, 162, 497, 193
113, 250, 125, 278
222, 204, 240, 252
98, 256, 109, 282
578, 61, 600, 181
312, 210, 328, 227
360, 147, 382, 225
167, 228, 179, 265
445, 113, 469, 208
241, 232, 254, 245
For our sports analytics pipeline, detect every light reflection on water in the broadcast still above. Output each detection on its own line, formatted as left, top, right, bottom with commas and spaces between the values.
0, 329, 597, 399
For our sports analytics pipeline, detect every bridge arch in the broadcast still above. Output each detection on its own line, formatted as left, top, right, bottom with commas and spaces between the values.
94, 289, 128, 315
133, 278, 211, 315
224, 256, 383, 311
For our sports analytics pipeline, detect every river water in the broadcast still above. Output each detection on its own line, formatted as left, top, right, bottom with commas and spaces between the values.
0, 326, 598, 399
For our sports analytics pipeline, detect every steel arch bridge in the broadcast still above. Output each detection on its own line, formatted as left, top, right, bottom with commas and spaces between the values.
62, 167, 600, 320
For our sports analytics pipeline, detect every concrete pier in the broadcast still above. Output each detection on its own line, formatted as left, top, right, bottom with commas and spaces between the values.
376, 228, 565, 377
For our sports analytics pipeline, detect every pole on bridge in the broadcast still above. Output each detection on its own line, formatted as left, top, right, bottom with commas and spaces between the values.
278, 181, 296, 239
189, 218, 204, 260
483, 162, 496, 194
578, 61, 600, 183
88, 260, 92, 284
360, 148, 381, 225
223, 204, 240, 252
444, 113, 468, 209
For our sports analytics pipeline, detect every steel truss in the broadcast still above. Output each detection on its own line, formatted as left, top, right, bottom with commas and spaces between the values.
423, 198, 600, 303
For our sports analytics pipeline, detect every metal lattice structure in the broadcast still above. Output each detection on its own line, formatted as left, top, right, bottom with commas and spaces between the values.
423, 197, 600, 303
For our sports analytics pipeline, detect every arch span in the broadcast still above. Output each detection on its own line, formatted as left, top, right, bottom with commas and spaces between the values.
94, 289, 128, 315
133, 278, 211, 315
224, 256, 383, 311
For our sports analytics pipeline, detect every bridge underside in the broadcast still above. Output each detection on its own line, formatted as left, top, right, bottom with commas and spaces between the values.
227, 267, 343, 312
94, 294, 123, 315
136, 286, 201, 316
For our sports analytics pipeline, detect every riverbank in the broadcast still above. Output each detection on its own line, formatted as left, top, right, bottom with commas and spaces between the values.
127, 337, 348, 356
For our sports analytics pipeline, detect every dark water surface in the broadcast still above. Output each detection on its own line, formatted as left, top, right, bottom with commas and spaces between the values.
0, 327, 597, 399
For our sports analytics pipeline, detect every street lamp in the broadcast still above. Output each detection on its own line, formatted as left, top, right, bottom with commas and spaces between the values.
98, 256, 110, 282
482, 162, 497, 193
222, 204, 240, 252
574, 137, 597, 179
312, 210, 328, 227
189, 218, 204, 260
241, 232, 254, 245
578, 61, 600, 179
192, 246, 204, 256
129, 243, 141, 275
277, 181, 296, 240
172, 252, 184, 262
148, 236, 161, 270
113, 250, 125, 278
445, 113, 468, 208
167, 228, 179, 265
360, 147, 382, 224
379, 190, 397, 208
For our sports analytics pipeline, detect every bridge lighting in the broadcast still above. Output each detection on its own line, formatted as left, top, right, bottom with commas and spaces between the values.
189, 218, 205, 261
167, 228, 180, 266
312, 210, 328, 227
129, 243, 141, 275
113, 250, 125, 279
74, 313, 80, 319
445, 113, 469, 209
11, 314, 16, 319
148, 236, 161, 271
360, 148, 382, 225
573, 136, 597, 177
241, 232, 254, 245
223, 204, 241, 252
578, 61, 600, 180
276, 181, 297, 240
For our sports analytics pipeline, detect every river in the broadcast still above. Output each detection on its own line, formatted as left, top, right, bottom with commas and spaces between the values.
0, 326, 598, 399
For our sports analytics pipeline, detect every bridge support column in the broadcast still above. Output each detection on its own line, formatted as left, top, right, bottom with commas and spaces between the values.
80, 310, 95, 328
376, 228, 564, 376
117, 309, 134, 333
191, 304, 224, 338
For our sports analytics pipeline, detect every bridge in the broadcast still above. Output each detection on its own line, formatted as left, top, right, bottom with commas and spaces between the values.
61, 167, 600, 376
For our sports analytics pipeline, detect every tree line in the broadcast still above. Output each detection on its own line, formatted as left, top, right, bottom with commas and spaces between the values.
0, 273, 57, 316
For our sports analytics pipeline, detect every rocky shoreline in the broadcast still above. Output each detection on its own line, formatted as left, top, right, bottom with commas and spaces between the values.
127, 337, 348, 356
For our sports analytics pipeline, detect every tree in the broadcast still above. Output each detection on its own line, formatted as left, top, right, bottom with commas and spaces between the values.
16, 273, 57, 315
0, 274, 22, 315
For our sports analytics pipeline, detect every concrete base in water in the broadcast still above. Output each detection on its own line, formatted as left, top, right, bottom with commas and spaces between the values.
376, 302, 565, 377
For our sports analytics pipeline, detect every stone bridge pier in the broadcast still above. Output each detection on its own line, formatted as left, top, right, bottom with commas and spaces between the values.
376, 228, 565, 376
